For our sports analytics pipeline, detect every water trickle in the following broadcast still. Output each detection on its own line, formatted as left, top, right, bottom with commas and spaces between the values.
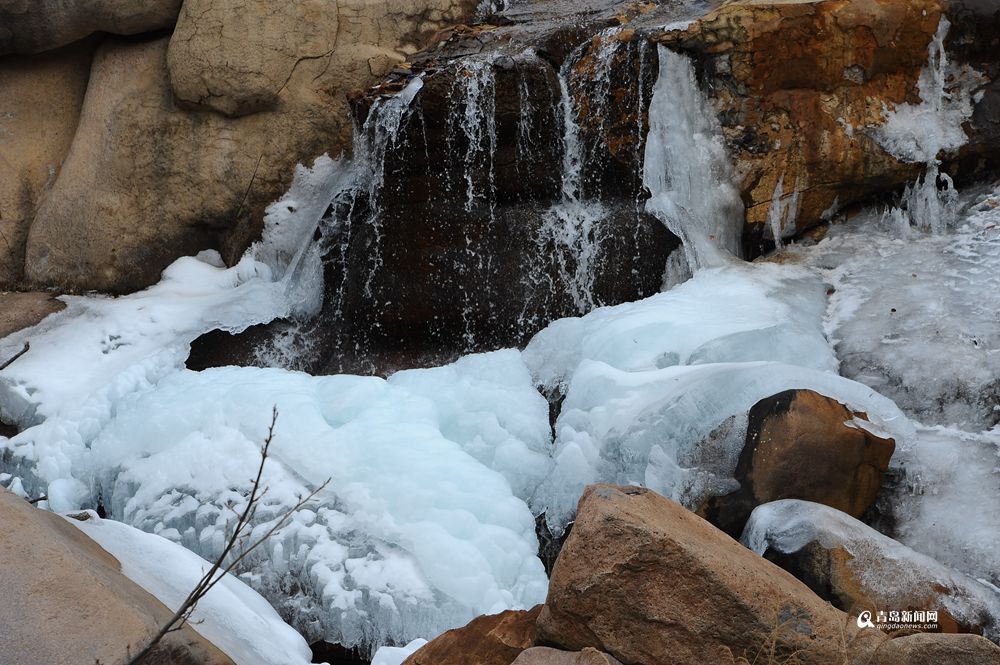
534, 29, 627, 313
643, 44, 744, 271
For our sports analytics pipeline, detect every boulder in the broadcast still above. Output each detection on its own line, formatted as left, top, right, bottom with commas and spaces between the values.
537, 484, 887, 665
403, 605, 541, 665
0, 488, 233, 665
167, 0, 475, 117
24, 0, 480, 293
699, 389, 895, 537
0, 0, 181, 56
872, 633, 1000, 665
513, 647, 624, 665
742, 499, 1000, 638
0, 41, 92, 286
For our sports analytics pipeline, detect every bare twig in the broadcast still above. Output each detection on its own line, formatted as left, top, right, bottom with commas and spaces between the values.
124, 407, 330, 664
0, 341, 29, 371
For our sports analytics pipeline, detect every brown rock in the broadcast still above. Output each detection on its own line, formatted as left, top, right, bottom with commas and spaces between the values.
0, 292, 64, 339
872, 633, 1000, 665
537, 484, 887, 665
743, 500, 998, 637
0, 40, 92, 286
0, 0, 181, 56
699, 389, 895, 537
513, 647, 624, 665
403, 605, 541, 665
655, 0, 949, 249
0, 488, 233, 665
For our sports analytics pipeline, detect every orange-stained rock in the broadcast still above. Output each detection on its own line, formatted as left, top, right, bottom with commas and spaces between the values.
656, 0, 946, 248
699, 389, 895, 537
537, 484, 887, 665
403, 605, 542, 665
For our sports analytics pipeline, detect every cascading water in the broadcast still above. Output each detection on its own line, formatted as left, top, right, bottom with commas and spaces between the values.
643, 44, 744, 272
446, 57, 500, 349
534, 29, 625, 313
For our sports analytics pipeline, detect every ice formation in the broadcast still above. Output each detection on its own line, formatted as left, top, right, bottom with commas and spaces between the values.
523, 262, 912, 533
872, 18, 981, 234
786, 185, 1000, 429
6, 352, 549, 651
70, 513, 315, 665
644, 44, 743, 270
743, 500, 1000, 640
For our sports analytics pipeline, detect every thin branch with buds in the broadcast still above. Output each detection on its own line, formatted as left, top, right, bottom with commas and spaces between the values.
124, 407, 329, 665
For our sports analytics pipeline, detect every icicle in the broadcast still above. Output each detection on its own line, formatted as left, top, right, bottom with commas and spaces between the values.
643, 44, 743, 272
873, 17, 980, 234
765, 175, 803, 250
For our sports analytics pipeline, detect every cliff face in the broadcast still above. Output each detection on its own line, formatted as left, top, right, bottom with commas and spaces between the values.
0, 0, 480, 292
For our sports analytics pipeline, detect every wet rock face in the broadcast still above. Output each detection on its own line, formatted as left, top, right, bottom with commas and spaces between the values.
699, 389, 895, 538
315, 42, 678, 372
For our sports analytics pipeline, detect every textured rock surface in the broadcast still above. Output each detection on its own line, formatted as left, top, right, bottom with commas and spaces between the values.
537, 484, 886, 665
656, 0, 945, 252
22, 0, 479, 292
0, 489, 233, 665
699, 389, 895, 537
167, 0, 475, 117
403, 605, 541, 665
0, 0, 181, 55
0, 41, 92, 286
0, 292, 64, 339
512, 647, 624, 665
872, 633, 1000, 665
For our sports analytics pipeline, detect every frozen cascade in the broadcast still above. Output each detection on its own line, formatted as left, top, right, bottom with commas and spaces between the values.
766, 175, 802, 250
784, 184, 1000, 585
522, 261, 913, 534
873, 18, 980, 234
644, 44, 743, 272
0, 79, 554, 655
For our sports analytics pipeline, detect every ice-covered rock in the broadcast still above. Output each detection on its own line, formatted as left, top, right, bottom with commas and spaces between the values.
786, 185, 1000, 430
70, 512, 315, 665
524, 261, 908, 533
742, 499, 1000, 640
